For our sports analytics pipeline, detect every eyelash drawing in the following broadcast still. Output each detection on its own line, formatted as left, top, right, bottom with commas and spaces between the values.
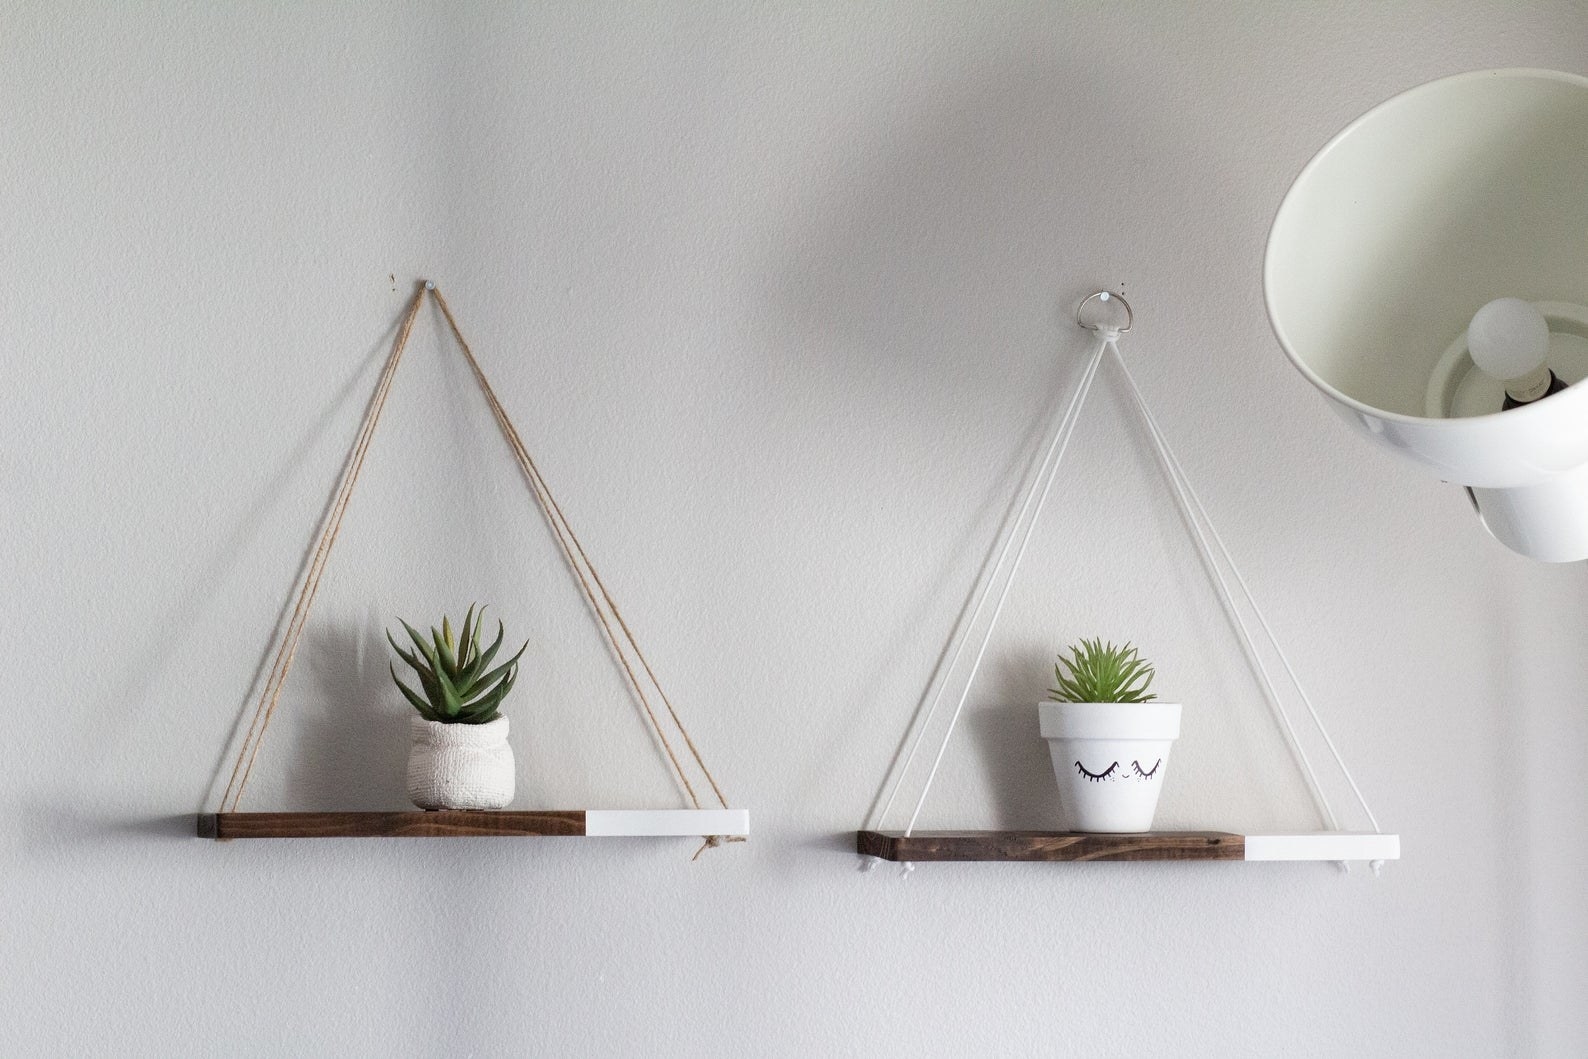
1131, 759, 1162, 778
1074, 761, 1119, 782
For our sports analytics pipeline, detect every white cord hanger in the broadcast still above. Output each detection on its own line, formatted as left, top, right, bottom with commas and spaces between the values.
864, 292, 1388, 876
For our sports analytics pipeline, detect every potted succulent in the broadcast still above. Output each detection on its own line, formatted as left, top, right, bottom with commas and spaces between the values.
388, 605, 527, 811
1038, 638, 1181, 833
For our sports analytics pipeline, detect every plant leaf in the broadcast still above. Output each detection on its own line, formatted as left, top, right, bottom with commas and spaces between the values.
464, 665, 517, 718
432, 660, 464, 717
386, 630, 424, 676
391, 666, 443, 722
457, 604, 478, 669
403, 620, 440, 669
458, 619, 505, 687
432, 625, 459, 679
465, 640, 527, 702
413, 666, 447, 714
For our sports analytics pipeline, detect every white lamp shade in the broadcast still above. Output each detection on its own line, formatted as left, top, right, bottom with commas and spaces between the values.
1264, 69, 1588, 561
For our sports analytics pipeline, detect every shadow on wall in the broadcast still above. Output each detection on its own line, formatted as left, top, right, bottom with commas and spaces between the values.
969, 644, 1062, 829
766, 47, 1192, 390
749, 40, 1204, 828
288, 620, 410, 810
192, 309, 410, 813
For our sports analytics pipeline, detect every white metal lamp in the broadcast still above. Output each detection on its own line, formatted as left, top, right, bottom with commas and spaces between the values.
1265, 68, 1588, 561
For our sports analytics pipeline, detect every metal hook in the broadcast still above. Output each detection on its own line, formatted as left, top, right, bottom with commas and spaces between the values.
1076, 290, 1133, 333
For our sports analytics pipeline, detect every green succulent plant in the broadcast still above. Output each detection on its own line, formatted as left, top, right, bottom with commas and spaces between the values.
1048, 638, 1157, 704
387, 604, 527, 724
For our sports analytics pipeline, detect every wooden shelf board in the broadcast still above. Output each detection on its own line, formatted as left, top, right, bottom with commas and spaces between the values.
201, 808, 749, 840
858, 830, 1243, 862
856, 829, 1398, 863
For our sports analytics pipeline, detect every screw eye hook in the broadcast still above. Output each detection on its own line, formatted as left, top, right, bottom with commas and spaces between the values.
1076, 290, 1133, 333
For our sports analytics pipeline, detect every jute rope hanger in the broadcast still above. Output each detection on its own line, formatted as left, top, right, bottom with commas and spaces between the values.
218, 281, 738, 854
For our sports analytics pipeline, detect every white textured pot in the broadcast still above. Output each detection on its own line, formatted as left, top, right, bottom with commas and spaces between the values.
406, 715, 515, 811
1039, 701, 1182, 833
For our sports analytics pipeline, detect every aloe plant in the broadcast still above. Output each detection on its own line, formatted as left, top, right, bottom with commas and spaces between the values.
387, 605, 527, 724
1048, 638, 1156, 704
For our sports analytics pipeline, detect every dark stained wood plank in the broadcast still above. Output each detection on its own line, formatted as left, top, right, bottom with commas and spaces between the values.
856, 829, 1245, 862
201, 811, 588, 839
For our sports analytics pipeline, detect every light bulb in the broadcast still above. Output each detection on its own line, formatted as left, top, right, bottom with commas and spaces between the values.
1469, 298, 1550, 381
1468, 298, 1557, 407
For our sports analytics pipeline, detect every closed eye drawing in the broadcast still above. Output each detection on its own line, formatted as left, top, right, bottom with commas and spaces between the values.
1074, 761, 1119, 782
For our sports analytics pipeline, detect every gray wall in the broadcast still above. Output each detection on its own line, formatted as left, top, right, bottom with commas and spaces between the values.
4, 3, 1585, 1056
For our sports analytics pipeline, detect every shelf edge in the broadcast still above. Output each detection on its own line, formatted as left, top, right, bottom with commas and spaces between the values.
584, 809, 749, 837
1242, 832, 1401, 861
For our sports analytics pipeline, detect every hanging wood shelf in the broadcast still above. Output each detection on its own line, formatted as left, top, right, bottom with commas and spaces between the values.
856, 829, 1399, 863
854, 297, 1400, 871
204, 283, 748, 851
200, 808, 749, 841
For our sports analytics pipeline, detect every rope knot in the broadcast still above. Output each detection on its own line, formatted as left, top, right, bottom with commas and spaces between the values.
690, 833, 746, 860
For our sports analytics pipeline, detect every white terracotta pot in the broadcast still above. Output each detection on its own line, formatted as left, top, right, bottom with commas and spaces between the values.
406, 715, 515, 810
1038, 701, 1182, 833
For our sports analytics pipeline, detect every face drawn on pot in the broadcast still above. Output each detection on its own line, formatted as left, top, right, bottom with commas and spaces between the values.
1074, 759, 1162, 782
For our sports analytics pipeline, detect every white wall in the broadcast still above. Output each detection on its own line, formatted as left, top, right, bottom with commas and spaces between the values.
4, 3, 1586, 1055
